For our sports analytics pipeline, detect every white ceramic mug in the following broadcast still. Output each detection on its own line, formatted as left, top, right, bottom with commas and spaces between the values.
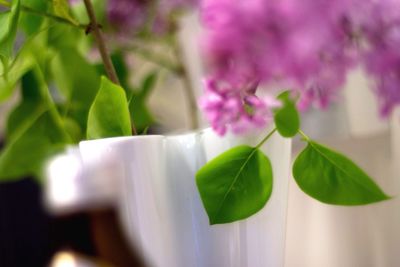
45, 128, 291, 267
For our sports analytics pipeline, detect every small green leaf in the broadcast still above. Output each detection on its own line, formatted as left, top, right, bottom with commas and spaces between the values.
141, 126, 149, 135
87, 76, 132, 139
62, 117, 82, 143
129, 95, 155, 132
274, 91, 300, 137
196, 145, 273, 224
96, 57, 157, 133
0, 0, 21, 66
128, 72, 158, 132
52, 0, 78, 25
141, 71, 158, 97
293, 140, 390, 205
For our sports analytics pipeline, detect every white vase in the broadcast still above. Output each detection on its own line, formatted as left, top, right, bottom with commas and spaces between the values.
45, 128, 291, 267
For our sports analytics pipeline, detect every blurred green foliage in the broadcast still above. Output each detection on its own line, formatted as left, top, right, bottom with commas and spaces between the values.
0, 0, 157, 182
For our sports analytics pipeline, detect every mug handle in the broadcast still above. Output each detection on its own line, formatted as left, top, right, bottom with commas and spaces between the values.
45, 146, 147, 267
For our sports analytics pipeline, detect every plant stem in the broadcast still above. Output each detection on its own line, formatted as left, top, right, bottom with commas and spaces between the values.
172, 33, 199, 130
125, 44, 179, 72
256, 128, 277, 149
82, 0, 137, 135
0, 1, 85, 28
298, 130, 310, 141
82, 0, 119, 85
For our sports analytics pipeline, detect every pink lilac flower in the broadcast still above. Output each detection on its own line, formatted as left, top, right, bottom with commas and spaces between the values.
200, 78, 280, 135
107, 0, 149, 32
355, 0, 400, 116
200, 0, 400, 134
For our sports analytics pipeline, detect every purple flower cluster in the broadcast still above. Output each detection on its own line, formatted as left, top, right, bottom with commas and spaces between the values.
107, 0, 149, 32
199, 79, 280, 135
200, 0, 400, 134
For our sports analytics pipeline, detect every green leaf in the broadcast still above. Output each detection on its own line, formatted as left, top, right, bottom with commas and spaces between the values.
20, 0, 48, 36
51, 48, 99, 103
0, 0, 21, 66
96, 54, 157, 132
62, 116, 82, 143
48, 23, 85, 50
128, 71, 158, 132
51, 48, 100, 130
6, 101, 46, 141
141, 71, 157, 97
0, 111, 67, 182
1, 14, 51, 78
129, 94, 156, 132
196, 145, 273, 224
0, 18, 53, 102
274, 91, 300, 137
1, 63, 71, 182
0, 49, 34, 102
52, 0, 78, 25
87, 76, 132, 139
293, 140, 390, 205
6, 70, 45, 141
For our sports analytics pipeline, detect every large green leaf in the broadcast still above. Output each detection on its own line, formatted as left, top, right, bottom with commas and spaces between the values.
0, 21, 52, 103
87, 76, 132, 139
274, 91, 300, 137
0, 48, 34, 102
0, 111, 67, 182
196, 145, 273, 224
1, 63, 71, 182
0, 0, 20, 67
5, 65, 68, 142
51, 48, 100, 129
293, 140, 390, 205
51, 48, 99, 103
48, 23, 85, 50
20, 0, 48, 36
6, 70, 45, 141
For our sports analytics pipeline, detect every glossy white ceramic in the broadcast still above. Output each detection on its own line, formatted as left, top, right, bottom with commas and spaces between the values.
45, 128, 291, 267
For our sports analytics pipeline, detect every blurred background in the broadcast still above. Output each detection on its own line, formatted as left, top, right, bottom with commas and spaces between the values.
1, 2, 400, 267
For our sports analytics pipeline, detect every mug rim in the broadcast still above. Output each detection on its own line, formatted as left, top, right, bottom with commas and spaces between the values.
79, 128, 215, 146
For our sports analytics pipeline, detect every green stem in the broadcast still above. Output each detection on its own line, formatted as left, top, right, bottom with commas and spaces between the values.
82, 0, 137, 135
0, 1, 85, 29
298, 130, 310, 141
82, 0, 119, 85
125, 44, 179, 72
256, 128, 277, 149
171, 30, 199, 130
